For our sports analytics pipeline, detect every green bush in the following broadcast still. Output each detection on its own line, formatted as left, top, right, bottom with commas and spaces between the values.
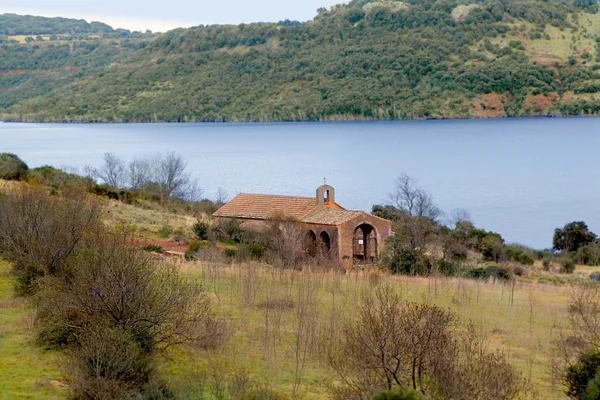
141, 245, 163, 254
248, 243, 265, 259
576, 243, 600, 266
224, 249, 237, 259
566, 350, 600, 400
0, 153, 28, 180
193, 220, 211, 240
13, 263, 44, 296
467, 265, 513, 281
481, 234, 504, 262
517, 253, 535, 265
437, 259, 461, 276
382, 245, 431, 276
562, 258, 576, 274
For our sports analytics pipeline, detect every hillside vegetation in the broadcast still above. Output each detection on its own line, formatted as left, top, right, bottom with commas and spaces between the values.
0, 14, 156, 110
2, 0, 600, 122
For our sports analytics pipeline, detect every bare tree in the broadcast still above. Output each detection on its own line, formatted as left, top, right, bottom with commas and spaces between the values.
448, 208, 472, 228
96, 152, 127, 188
390, 174, 442, 222
153, 151, 201, 202
215, 187, 229, 205
127, 157, 152, 191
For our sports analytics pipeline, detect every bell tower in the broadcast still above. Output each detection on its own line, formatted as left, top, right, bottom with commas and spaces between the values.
316, 184, 335, 208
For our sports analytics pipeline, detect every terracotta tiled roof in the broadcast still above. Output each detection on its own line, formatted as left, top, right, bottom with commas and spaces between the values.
301, 209, 363, 225
212, 193, 319, 220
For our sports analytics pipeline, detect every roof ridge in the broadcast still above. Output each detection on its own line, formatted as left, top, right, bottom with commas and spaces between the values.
236, 192, 316, 200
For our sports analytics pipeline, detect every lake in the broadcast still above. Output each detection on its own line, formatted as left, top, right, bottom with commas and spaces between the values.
1, 118, 599, 249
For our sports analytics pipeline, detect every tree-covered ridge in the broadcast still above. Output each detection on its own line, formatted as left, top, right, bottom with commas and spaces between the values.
0, 15, 156, 109
0, 13, 115, 36
2, 0, 600, 122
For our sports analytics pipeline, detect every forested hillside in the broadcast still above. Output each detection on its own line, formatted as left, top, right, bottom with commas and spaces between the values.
0, 13, 114, 36
2, 0, 600, 122
0, 14, 155, 111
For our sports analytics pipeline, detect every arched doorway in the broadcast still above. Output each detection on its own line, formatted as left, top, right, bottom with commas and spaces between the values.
353, 224, 378, 263
319, 231, 331, 256
305, 230, 317, 257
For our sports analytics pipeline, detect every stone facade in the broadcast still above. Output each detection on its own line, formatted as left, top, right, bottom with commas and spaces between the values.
213, 185, 393, 268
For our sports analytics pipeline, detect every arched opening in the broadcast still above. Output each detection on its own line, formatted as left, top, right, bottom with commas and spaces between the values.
319, 231, 331, 255
353, 224, 378, 263
305, 230, 317, 257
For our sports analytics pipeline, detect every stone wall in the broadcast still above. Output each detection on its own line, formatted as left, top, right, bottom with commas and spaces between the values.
338, 214, 393, 268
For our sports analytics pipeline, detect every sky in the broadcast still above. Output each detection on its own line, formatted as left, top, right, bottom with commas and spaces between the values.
2, 0, 345, 32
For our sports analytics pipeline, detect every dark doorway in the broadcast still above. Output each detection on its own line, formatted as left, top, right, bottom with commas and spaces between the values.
319, 231, 331, 256
352, 224, 378, 263
305, 230, 317, 257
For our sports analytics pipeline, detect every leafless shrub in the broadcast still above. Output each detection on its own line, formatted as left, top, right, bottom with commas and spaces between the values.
325, 285, 531, 399
291, 274, 321, 396
263, 213, 307, 268
242, 263, 261, 307
38, 226, 227, 353
433, 323, 533, 400
34, 226, 229, 396
0, 183, 103, 294
69, 326, 153, 399
192, 246, 228, 265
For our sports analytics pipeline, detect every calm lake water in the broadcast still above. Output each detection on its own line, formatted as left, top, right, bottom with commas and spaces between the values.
1, 118, 599, 249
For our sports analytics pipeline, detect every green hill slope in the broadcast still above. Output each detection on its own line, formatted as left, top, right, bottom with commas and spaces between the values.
2, 0, 600, 122
0, 15, 156, 109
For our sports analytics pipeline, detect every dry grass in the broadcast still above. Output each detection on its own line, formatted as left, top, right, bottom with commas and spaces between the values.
0, 254, 580, 399
158, 261, 575, 399
103, 199, 196, 239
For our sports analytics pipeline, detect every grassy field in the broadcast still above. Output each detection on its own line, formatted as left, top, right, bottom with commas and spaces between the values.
0, 260, 67, 399
0, 253, 581, 399
154, 261, 574, 399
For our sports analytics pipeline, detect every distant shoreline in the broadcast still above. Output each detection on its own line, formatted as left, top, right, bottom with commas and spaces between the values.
4, 114, 600, 124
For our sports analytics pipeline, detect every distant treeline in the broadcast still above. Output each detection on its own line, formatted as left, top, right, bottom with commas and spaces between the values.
0, 13, 115, 36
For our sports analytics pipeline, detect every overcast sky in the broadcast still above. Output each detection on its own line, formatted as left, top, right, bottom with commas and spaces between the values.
3, 0, 345, 32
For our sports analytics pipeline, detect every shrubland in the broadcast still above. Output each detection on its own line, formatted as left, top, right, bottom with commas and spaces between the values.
2, 153, 600, 398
